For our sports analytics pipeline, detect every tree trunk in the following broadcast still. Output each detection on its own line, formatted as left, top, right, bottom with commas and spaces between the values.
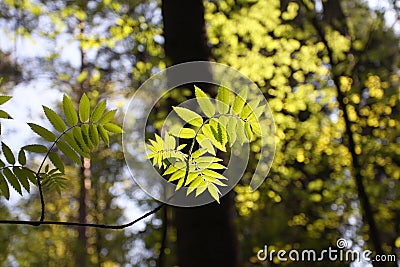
162, 1, 239, 266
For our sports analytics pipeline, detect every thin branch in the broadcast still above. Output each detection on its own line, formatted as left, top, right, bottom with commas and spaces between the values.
0, 202, 165, 229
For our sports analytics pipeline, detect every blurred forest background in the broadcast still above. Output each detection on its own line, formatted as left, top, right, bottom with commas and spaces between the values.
0, 0, 399, 266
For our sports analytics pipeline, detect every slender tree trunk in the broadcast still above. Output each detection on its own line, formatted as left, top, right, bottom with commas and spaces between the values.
162, 1, 239, 266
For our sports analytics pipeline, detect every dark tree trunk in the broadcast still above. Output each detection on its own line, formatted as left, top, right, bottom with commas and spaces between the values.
162, 1, 239, 266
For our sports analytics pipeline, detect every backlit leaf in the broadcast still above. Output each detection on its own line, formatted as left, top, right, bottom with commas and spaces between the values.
195, 85, 215, 118
173, 106, 203, 127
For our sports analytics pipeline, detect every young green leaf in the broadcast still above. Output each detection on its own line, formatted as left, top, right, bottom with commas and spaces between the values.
91, 99, 106, 122
98, 125, 110, 146
20, 167, 37, 185
89, 124, 100, 147
104, 123, 123, 133
49, 152, 65, 173
98, 109, 117, 124
56, 140, 82, 166
63, 95, 78, 126
173, 106, 203, 127
216, 86, 230, 114
195, 85, 215, 118
0, 110, 12, 119
227, 116, 238, 146
191, 148, 208, 159
73, 127, 90, 152
13, 167, 30, 193
196, 134, 215, 155
232, 89, 247, 115
23, 144, 48, 154
64, 132, 90, 158
28, 123, 56, 142
0, 96, 12, 105
236, 119, 247, 145
245, 122, 253, 141
207, 182, 220, 203
79, 93, 90, 122
187, 177, 203, 195
195, 181, 208, 196
3, 168, 21, 195
81, 124, 94, 150
0, 173, 10, 200
18, 149, 26, 165
43, 106, 66, 132
2, 142, 15, 165
170, 127, 196, 139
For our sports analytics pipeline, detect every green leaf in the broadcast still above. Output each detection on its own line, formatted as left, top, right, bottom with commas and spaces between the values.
195, 181, 208, 196
3, 168, 21, 195
0, 172, 9, 200
28, 123, 56, 142
170, 127, 196, 139
202, 169, 226, 179
196, 134, 215, 155
56, 140, 82, 166
91, 99, 106, 122
187, 177, 204, 195
0, 96, 12, 105
23, 144, 48, 154
168, 169, 186, 182
64, 132, 90, 158
98, 109, 117, 124
20, 167, 37, 185
208, 182, 220, 203
201, 124, 226, 152
79, 93, 90, 122
195, 85, 215, 118
195, 156, 223, 163
227, 116, 238, 146
49, 152, 65, 173
104, 123, 123, 133
216, 86, 230, 114
245, 122, 254, 141
2, 142, 15, 165
232, 90, 247, 115
81, 124, 94, 150
0, 110, 12, 119
63, 95, 78, 126
236, 119, 247, 145
98, 125, 110, 146
183, 172, 198, 186
43, 106, 66, 132
73, 127, 90, 152
13, 167, 30, 193
89, 124, 100, 147
18, 149, 26, 165
191, 148, 207, 159
173, 106, 203, 127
